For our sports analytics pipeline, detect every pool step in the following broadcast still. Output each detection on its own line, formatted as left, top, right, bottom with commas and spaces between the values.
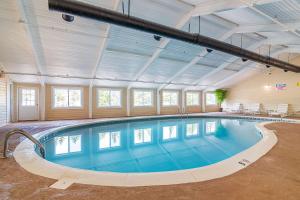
50, 178, 75, 189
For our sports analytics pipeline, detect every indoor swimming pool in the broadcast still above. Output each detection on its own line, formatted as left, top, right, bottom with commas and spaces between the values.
38, 117, 262, 173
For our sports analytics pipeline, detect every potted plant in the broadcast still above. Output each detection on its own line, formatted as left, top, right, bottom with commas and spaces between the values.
214, 89, 227, 112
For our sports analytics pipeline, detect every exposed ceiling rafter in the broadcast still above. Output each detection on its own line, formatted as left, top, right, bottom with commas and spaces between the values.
89, 0, 121, 87
206, 47, 292, 91
16, 0, 47, 85
158, 28, 237, 91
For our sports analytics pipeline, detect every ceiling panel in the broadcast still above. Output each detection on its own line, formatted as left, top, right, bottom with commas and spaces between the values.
140, 58, 187, 82
97, 49, 150, 79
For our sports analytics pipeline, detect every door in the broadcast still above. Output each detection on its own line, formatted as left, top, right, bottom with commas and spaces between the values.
18, 87, 39, 121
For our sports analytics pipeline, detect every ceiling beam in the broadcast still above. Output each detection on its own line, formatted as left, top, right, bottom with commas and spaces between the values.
184, 39, 267, 90
158, 28, 237, 91
89, 0, 121, 87
190, 0, 281, 17
127, 10, 195, 88
16, 0, 47, 85
240, 0, 300, 38
235, 22, 300, 34
204, 47, 291, 90
128, 0, 284, 89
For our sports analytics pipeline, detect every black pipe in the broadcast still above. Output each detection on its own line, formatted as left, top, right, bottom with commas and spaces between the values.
48, 0, 300, 73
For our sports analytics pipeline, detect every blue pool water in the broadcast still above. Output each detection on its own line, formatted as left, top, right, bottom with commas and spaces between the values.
39, 117, 262, 173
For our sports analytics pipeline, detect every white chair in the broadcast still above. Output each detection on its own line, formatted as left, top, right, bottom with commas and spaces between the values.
230, 103, 243, 113
244, 103, 261, 115
268, 104, 289, 118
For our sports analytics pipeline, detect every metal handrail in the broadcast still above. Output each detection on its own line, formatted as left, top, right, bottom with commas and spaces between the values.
2, 129, 45, 159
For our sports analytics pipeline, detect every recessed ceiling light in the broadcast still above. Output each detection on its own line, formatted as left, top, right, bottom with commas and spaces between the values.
153, 35, 162, 41
62, 14, 74, 22
206, 48, 213, 53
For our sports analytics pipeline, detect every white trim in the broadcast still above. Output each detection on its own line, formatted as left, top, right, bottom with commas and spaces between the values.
17, 86, 40, 121
13, 114, 290, 188
51, 86, 83, 109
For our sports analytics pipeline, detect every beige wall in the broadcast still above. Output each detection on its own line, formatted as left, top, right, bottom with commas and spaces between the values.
45, 84, 89, 120
226, 59, 300, 116
92, 87, 127, 118
0, 76, 7, 126
11, 84, 206, 121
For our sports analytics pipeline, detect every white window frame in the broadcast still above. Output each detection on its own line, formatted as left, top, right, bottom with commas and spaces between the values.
133, 89, 154, 107
52, 86, 83, 109
206, 93, 217, 106
21, 88, 36, 107
162, 90, 179, 107
186, 92, 200, 106
97, 88, 122, 108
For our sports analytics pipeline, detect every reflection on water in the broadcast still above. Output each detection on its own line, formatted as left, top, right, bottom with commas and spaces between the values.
134, 128, 152, 144
162, 126, 177, 140
205, 121, 216, 134
55, 135, 81, 155
99, 131, 121, 149
186, 123, 199, 137
43, 118, 262, 173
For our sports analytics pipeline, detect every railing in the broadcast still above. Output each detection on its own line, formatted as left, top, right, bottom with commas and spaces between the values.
2, 129, 45, 159
178, 107, 189, 119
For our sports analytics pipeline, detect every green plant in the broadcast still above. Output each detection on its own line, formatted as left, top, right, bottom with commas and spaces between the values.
214, 89, 227, 106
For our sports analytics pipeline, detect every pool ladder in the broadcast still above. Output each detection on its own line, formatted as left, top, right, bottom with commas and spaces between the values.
1, 129, 45, 159
179, 107, 189, 119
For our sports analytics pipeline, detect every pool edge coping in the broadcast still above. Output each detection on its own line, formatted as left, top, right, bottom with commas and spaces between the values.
13, 114, 297, 188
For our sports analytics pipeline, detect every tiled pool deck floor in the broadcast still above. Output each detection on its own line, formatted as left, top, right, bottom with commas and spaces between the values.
0, 114, 300, 200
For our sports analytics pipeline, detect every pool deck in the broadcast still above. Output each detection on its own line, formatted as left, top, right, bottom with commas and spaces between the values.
0, 114, 300, 200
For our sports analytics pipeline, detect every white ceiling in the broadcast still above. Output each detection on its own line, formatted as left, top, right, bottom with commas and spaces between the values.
0, 0, 300, 91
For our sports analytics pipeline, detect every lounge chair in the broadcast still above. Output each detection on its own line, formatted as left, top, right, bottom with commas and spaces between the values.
231, 103, 243, 113
243, 103, 261, 115
268, 104, 289, 118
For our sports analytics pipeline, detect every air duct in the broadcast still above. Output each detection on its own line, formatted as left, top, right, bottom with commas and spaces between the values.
48, 0, 300, 73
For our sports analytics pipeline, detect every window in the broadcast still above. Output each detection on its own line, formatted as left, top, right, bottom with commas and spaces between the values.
206, 93, 216, 105
163, 126, 177, 140
53, 87, 82, 108
97, 88, 121, 107
134, 128, 152, 144
186, 123, 198, 137
162, 91, 178, 106
206, 121, 216, 134
186, 92, 199, 106
99, 131, 121, 149
133, 90, 153, 106
54, 135, 82, 155
21, 89, 35, 106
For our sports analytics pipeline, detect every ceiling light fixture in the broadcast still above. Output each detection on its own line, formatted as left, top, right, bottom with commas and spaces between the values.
206, 48, 213, 53
266, 65, 271, 68
153, 35, 162, 41
242, 58, 248, 62
62, 14, 74, 22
